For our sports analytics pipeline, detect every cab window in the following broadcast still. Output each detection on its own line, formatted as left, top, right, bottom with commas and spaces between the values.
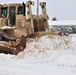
1, 7, 7, 18
18, 6, 24, 15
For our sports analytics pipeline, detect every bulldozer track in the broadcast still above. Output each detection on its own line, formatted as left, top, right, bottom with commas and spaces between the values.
0, 30, 17, 41
0, 35, 26, 55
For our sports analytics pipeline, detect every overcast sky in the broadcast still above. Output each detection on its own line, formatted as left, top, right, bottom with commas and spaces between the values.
0, 0, 76, 20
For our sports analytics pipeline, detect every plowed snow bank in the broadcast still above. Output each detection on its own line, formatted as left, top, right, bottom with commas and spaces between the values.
16, 35, 72, 59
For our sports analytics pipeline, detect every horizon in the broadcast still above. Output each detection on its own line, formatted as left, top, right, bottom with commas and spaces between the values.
0, 0, 76, 20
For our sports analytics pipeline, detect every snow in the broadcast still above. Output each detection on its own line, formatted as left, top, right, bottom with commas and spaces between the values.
49, 20, 76, 26
0, 34, 76, 75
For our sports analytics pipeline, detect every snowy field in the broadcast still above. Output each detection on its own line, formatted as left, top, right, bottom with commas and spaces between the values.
0, 34, 76, 75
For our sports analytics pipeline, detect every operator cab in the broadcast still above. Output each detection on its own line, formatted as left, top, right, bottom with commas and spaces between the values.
9, 3, 25, 26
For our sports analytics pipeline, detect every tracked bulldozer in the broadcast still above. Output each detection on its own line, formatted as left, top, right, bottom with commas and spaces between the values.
0, 0, 61, 55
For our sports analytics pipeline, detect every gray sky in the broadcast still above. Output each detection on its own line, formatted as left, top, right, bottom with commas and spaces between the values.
0, 0, 76, 20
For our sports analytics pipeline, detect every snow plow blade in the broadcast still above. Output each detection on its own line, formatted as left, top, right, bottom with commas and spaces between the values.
0, 35, 26, 55
25, 31, 62, 38
32, 31, 62, 37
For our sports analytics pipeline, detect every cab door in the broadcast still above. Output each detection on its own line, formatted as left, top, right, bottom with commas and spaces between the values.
9, 6, 16, 26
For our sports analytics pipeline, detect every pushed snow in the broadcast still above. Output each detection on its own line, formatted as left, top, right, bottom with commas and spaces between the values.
17, 35, 72, 59
0, 34, 76, 75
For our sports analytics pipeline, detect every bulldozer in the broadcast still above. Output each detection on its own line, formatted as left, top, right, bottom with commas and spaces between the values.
0, 1, 49, 39
0, 0, 61, 55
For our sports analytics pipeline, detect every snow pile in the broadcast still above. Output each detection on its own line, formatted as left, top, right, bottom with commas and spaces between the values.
16, 34, 76, 67
49, 20, 76, 26
16, 35, 72, 59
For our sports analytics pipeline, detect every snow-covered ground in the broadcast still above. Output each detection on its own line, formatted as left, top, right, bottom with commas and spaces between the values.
49, 20, 76, 26
0, 34, 76, 75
